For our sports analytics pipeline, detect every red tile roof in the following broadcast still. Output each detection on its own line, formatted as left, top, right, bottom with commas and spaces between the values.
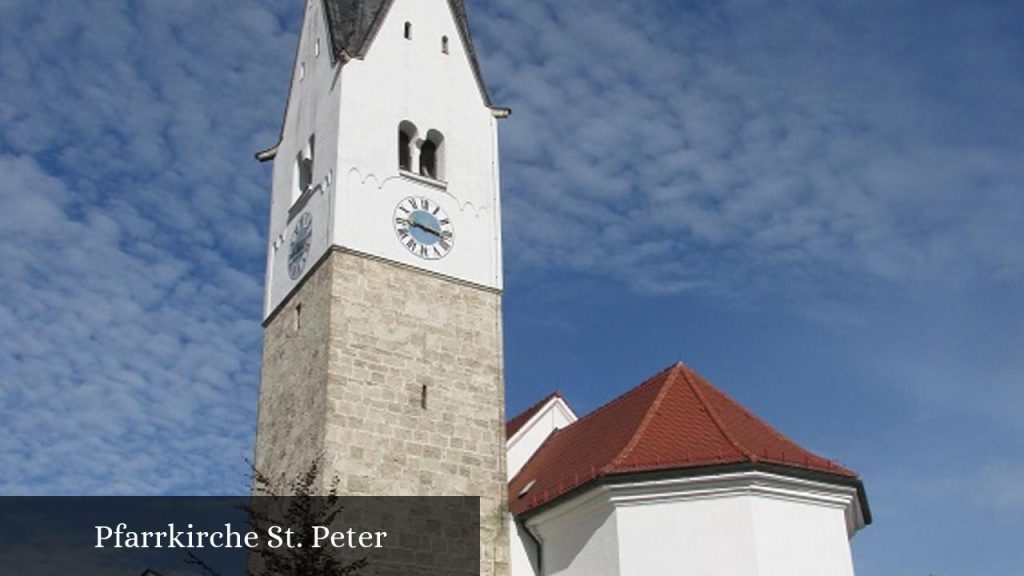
506, 391, 564, 439
508, 362, 859, 516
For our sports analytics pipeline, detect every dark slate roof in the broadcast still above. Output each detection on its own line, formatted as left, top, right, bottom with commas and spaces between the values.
322, 0, 491, 104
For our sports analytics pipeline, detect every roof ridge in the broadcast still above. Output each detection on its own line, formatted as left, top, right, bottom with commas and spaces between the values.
689, 371, 851, 474
681, 365, 758, 463
506, 391, 565, 439
606, 364, 683, 471
509, 391, 562, 423
568, 363, 676, 426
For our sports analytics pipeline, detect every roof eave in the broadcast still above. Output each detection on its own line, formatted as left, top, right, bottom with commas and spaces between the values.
513, 461, 871, 527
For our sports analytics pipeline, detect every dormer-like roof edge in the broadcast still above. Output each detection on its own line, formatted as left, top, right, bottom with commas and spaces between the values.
506, 391, 577, 442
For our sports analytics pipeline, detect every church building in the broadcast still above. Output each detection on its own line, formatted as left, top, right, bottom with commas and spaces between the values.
252, 1, 870, 575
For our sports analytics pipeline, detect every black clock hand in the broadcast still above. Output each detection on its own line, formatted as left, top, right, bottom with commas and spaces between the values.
406, 217, 442, 238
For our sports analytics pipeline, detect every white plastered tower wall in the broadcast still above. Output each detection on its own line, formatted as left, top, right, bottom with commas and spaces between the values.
263, 0, 340, 317
263, 0, 503, 318
333, 0, 502, 293
255, 1, 509, 575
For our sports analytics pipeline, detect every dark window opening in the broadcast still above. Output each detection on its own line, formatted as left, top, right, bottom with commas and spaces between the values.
442, 36, 449, 54
420, 385, 428, 410
399, 131, 412, 171
398, 121, 417, 172
419, 140, 437, 179
404, 22, 412, 40
297, 156, 312, 193
296, 135, 315, 198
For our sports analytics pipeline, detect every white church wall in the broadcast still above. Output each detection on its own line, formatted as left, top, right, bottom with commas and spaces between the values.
615, 495, 759, 575
333, 0, 502, 290
510, 518, 541, 576
507, 398, 577, 480
609, 472, 862, 576
529, 491, 621, 576
265, 0, 342, 317
514, 471, 863, 576
749, 494, 857, 576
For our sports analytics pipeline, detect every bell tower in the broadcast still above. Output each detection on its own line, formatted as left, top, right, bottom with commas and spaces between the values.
253, 1, 509, 574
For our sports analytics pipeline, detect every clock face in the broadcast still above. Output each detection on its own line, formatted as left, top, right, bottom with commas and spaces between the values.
393, 196, 454, 260
288, 212, 313, 280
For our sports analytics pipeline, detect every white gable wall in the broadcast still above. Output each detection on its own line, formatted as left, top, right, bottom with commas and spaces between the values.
508, 398, 577, 480
508, 397, 578, 576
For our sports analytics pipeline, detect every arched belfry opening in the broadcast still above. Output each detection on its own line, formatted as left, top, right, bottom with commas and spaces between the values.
398, 121, 417, 172
420, 130, 445, 180
294, 134, 315, 201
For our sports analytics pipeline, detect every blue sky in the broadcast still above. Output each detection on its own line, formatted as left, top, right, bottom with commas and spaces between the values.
0, 0, 1021, 574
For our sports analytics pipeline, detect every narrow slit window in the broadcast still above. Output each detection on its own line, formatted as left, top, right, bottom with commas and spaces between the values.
420, 385, 428, 409
442, 36, 449, 54
404, 22, 412, 40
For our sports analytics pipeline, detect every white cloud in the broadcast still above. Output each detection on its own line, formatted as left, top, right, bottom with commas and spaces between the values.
476, 0, 1024, 298
0, 0, 302, 494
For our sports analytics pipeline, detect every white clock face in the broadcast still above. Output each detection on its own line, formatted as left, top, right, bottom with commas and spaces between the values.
288, 212, 313, 280
393, 196, 454, 260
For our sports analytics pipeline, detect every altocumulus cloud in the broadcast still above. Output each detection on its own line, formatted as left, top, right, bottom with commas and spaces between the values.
0, 0, 302, 494
478, 0, 1024, 298
0, 0, 1021, 505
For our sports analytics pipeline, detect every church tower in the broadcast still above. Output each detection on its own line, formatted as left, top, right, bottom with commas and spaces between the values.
253, 1, 509, 574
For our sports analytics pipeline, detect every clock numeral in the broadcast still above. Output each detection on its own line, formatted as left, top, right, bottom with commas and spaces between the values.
406, 238, 417, 251
439, 239, 451, 252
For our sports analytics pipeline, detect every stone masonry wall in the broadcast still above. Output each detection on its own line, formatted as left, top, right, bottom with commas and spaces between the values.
253, 251, 332, 489
256, 249, 509, 576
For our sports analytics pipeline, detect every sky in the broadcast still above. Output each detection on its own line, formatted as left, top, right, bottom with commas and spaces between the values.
0, 0, 1021, 574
